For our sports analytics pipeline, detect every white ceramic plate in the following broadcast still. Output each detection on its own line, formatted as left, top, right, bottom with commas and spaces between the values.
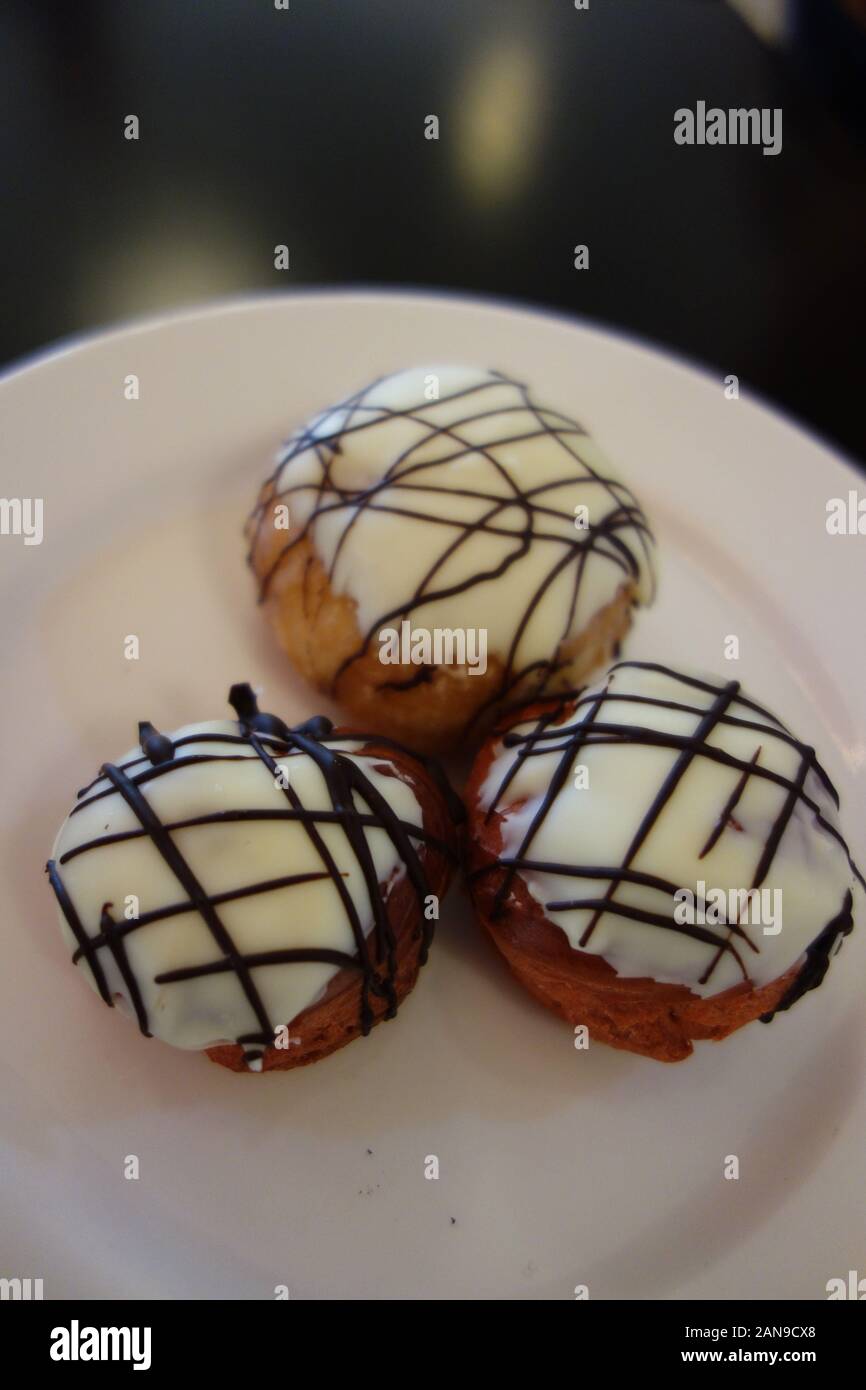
1, 291, 863, 1301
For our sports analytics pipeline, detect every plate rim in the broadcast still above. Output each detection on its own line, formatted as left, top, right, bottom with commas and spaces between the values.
2, 285, 862, 486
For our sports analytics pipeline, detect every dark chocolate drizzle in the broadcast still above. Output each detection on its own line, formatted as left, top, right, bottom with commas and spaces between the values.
472, 661, 862, 1005
46, 685, 456, 1068
760, 890, 854, 1020
245, 370, 655, 733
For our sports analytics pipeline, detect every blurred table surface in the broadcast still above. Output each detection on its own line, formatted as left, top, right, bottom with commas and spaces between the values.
2, 0, 865, 467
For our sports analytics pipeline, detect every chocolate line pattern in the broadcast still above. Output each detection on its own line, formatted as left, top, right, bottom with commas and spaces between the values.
246, 371, 656, 731
472, 661, 862, 1016
47, 685, 456, 1069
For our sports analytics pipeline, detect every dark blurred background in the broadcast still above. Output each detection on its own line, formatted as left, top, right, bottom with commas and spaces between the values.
1, 0, 865, 464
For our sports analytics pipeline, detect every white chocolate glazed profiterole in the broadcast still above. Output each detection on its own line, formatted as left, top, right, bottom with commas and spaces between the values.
478, 662, 861, 1002
248, 365, 656, 696
47, 687, 433, 1071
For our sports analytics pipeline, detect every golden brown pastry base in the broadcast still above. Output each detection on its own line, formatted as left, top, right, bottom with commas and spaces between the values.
247, 504, 638, 753
206, 733, 458, 1072
464, 698, 804, 1063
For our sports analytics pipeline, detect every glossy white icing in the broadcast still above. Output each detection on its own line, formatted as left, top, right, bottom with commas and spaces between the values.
51, 719, 424, 1064
478, 663, 858, 996
264, 366, 655, 678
